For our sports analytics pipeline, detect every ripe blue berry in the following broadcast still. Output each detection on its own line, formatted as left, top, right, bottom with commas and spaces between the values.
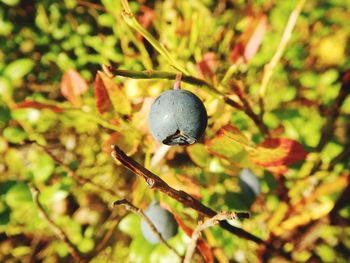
148, 90, 207, 145
239, 169, 261, 198
141, 201, 178, 244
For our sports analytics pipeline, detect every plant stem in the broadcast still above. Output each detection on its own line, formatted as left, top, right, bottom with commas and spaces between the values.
120, 0, 189, 74
259, 0, 306, 115
30, 186, 87, 263
184, 212, 241, 263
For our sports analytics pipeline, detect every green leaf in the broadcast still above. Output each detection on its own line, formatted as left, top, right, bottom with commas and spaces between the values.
224, 192, 251, 211
186, 144, 210, 168
129, 236, 154, 263
5, 183, 32, 208
206, 127, 250, 166
4, 59, 35, 81
0, 103, 11, 123
1, 0, 20, 6
11, 246, 32, 257
78, 238, 94, 253
0, 76, 12, 99
0, 201, 10, 226
3, 127, 27, 143
27, 149, 55, 182
118, 213, 141, 237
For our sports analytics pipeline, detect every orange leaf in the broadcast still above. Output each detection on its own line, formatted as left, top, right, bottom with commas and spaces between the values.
61, 69, 88, 106
97, 71, 131, 115
250, 138, 308, 167
94, 73, 112, 114
263, 165, 289, 175
231, 15, 268, 63
15, 100, 63, 113
196, 52, 217, 83
243, 15, 268, 61
138, 6, 155, 29
103, 131, 139, 155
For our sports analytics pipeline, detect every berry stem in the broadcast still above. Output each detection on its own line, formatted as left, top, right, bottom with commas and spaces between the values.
173, 72, 182, 90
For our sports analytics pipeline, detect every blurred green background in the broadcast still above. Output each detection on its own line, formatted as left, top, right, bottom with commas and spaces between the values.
0, 0, 349, 262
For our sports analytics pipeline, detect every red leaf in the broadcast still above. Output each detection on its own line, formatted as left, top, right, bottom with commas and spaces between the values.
61, 69, 88, 106
173, 215, 214, 263
15, 100, 63, 113
250, 138, 308, 167
97, 71, 131, 115
230, 15, 268, 64
196, 52, 217, 82
138, 6, 155, 29
244, 16, 268, 61
95, 73, 112, 114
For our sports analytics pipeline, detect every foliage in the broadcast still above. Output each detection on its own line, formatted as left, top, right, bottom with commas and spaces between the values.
0, 0, 349, 262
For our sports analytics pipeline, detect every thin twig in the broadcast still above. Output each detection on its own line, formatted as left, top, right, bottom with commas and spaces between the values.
174, 72, 182, 90
184, 212, 240, 263
259, 0, 306, 113
121, 0, 189, 74
113, 199, 181, 258
111, 145, 259, 244
30, 185, 87, 263
109, 67, 247, 114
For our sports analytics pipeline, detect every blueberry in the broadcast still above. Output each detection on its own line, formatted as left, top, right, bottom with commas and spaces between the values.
141, 201, 178, 244
239, 169, 261, 199
148, 90, 207, 145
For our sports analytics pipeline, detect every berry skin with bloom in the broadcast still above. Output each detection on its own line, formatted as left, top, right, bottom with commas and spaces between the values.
141, 201, 178, 244
148, 89, 207, 146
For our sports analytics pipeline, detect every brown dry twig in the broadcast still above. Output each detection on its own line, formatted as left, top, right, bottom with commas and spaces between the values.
109, 66, 271, 136
113, 198, 181, 258
30, 185, 87, 263
111, 145, 259, 242
184, 212, 241, 263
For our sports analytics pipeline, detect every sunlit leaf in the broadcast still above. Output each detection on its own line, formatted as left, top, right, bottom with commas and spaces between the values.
196, 52, 217, 83
5, 183, 32, 208
119, 213, 142, 237
206, 125, 251, 166
4, 58, 34, 81
231, 15, 268, 63
27, 149, 55, 183
250, 138, 308, 167
186, 143, 210, 168
3, 127, 27, 143
97, 71, 131, 115
103, 131, 139, 155
94, 72, 112, 114
61, 69, 88, 106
